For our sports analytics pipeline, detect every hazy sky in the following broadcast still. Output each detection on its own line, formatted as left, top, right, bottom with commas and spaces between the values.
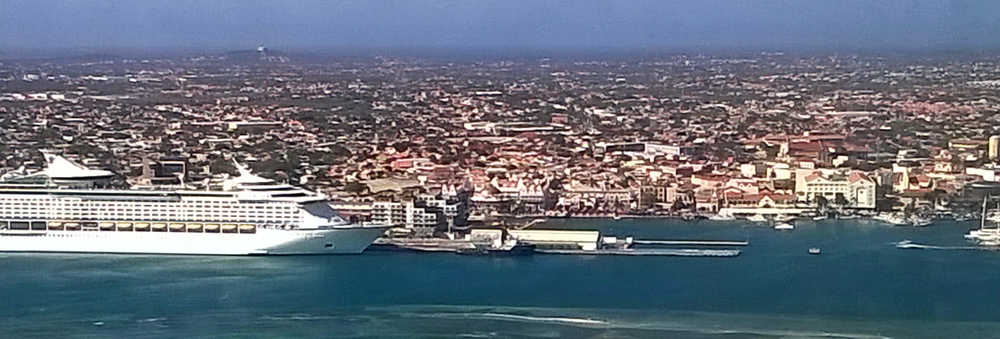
3, 0, 1000, 55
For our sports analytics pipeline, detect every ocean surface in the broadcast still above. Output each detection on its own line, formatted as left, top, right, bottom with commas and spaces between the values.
2, 219, 1000, 339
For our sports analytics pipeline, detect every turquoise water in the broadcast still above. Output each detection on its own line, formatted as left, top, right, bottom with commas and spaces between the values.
2, 219, 1000, 338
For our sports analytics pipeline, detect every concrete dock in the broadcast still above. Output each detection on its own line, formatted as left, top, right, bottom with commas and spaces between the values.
633, 240, 749, 246
537, 248, 741, 257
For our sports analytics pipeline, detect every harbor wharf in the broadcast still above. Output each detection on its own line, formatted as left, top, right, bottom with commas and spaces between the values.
633, 240, 749, 246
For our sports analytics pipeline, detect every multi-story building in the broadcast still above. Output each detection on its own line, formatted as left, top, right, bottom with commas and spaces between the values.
371, 201, 437, 229
794, 169, 876, 209
372, 196, 460, 229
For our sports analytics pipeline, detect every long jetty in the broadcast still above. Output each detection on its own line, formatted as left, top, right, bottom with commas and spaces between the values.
632, 240, 749, 246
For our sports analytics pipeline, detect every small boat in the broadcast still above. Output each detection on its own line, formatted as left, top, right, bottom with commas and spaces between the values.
873, 213, 909, 226
808, 248, 821, 255
774, 222, 795, 230
709, 213, 736, 221
775, 214, 795, 222
747, 214, 768, 222
812, 215, 828, 221
187, 223, 205, 232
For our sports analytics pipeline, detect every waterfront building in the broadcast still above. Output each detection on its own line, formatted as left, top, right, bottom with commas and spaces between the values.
372, 195, 459, 230
794, 169, 876, 209
371, 201, 438, 229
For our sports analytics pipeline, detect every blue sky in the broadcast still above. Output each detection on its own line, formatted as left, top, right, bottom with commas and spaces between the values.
2, 0, 1000, 54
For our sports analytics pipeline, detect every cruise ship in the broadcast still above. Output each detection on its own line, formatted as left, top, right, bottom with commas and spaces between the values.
0, 151, 390, 255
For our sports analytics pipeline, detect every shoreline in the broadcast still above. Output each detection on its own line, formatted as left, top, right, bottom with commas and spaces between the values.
492, 214, 980, 226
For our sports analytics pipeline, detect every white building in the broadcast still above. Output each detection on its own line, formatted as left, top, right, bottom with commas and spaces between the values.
415, 195, 459, 219
794, 169, 876, 209
371, 201, 438, 229
595, 142, 691, 159
372, 195, 460, 229
967, 166, 1000, 182
990, 136, 999, 161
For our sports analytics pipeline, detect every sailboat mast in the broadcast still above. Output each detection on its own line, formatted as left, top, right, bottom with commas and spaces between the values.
982, 196, 989, 230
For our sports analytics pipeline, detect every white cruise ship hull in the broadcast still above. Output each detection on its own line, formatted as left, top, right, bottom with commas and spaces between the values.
0, 227, 389, 256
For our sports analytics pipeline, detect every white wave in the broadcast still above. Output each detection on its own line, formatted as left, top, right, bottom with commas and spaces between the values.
478, 313, 607, 325
136, 317, 166, 323
386, 306, 897, 339
259, 314, 345, 321
403, 311, 607, 326
894, 241, 988, 251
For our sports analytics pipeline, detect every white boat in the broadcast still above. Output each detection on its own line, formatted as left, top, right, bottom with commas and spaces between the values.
775, 214, 795, 222
709, 213, 736, 221
808, 248, 821, 255
873, 213, 909, 226
0, 151, 390, 255
966, 197, 1000, 244
910, 216, 932, 227
773, 222, 795, 230
812, 215, 828, 221
747, 214, 768, 222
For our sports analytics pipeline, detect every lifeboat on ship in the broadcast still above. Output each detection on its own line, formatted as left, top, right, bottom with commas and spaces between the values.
187, 223, 205, 232
204, 224, 220, 233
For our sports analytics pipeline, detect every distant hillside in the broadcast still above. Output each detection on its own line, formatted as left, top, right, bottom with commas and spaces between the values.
221, 49, 290, 63
0, 53, 124, 65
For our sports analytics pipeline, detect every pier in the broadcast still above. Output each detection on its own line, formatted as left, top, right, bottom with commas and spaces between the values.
632, 240, 748, 246
537, 248, 741, 257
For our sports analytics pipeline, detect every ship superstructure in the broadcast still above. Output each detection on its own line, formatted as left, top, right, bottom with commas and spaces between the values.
0, 151, 389, 255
